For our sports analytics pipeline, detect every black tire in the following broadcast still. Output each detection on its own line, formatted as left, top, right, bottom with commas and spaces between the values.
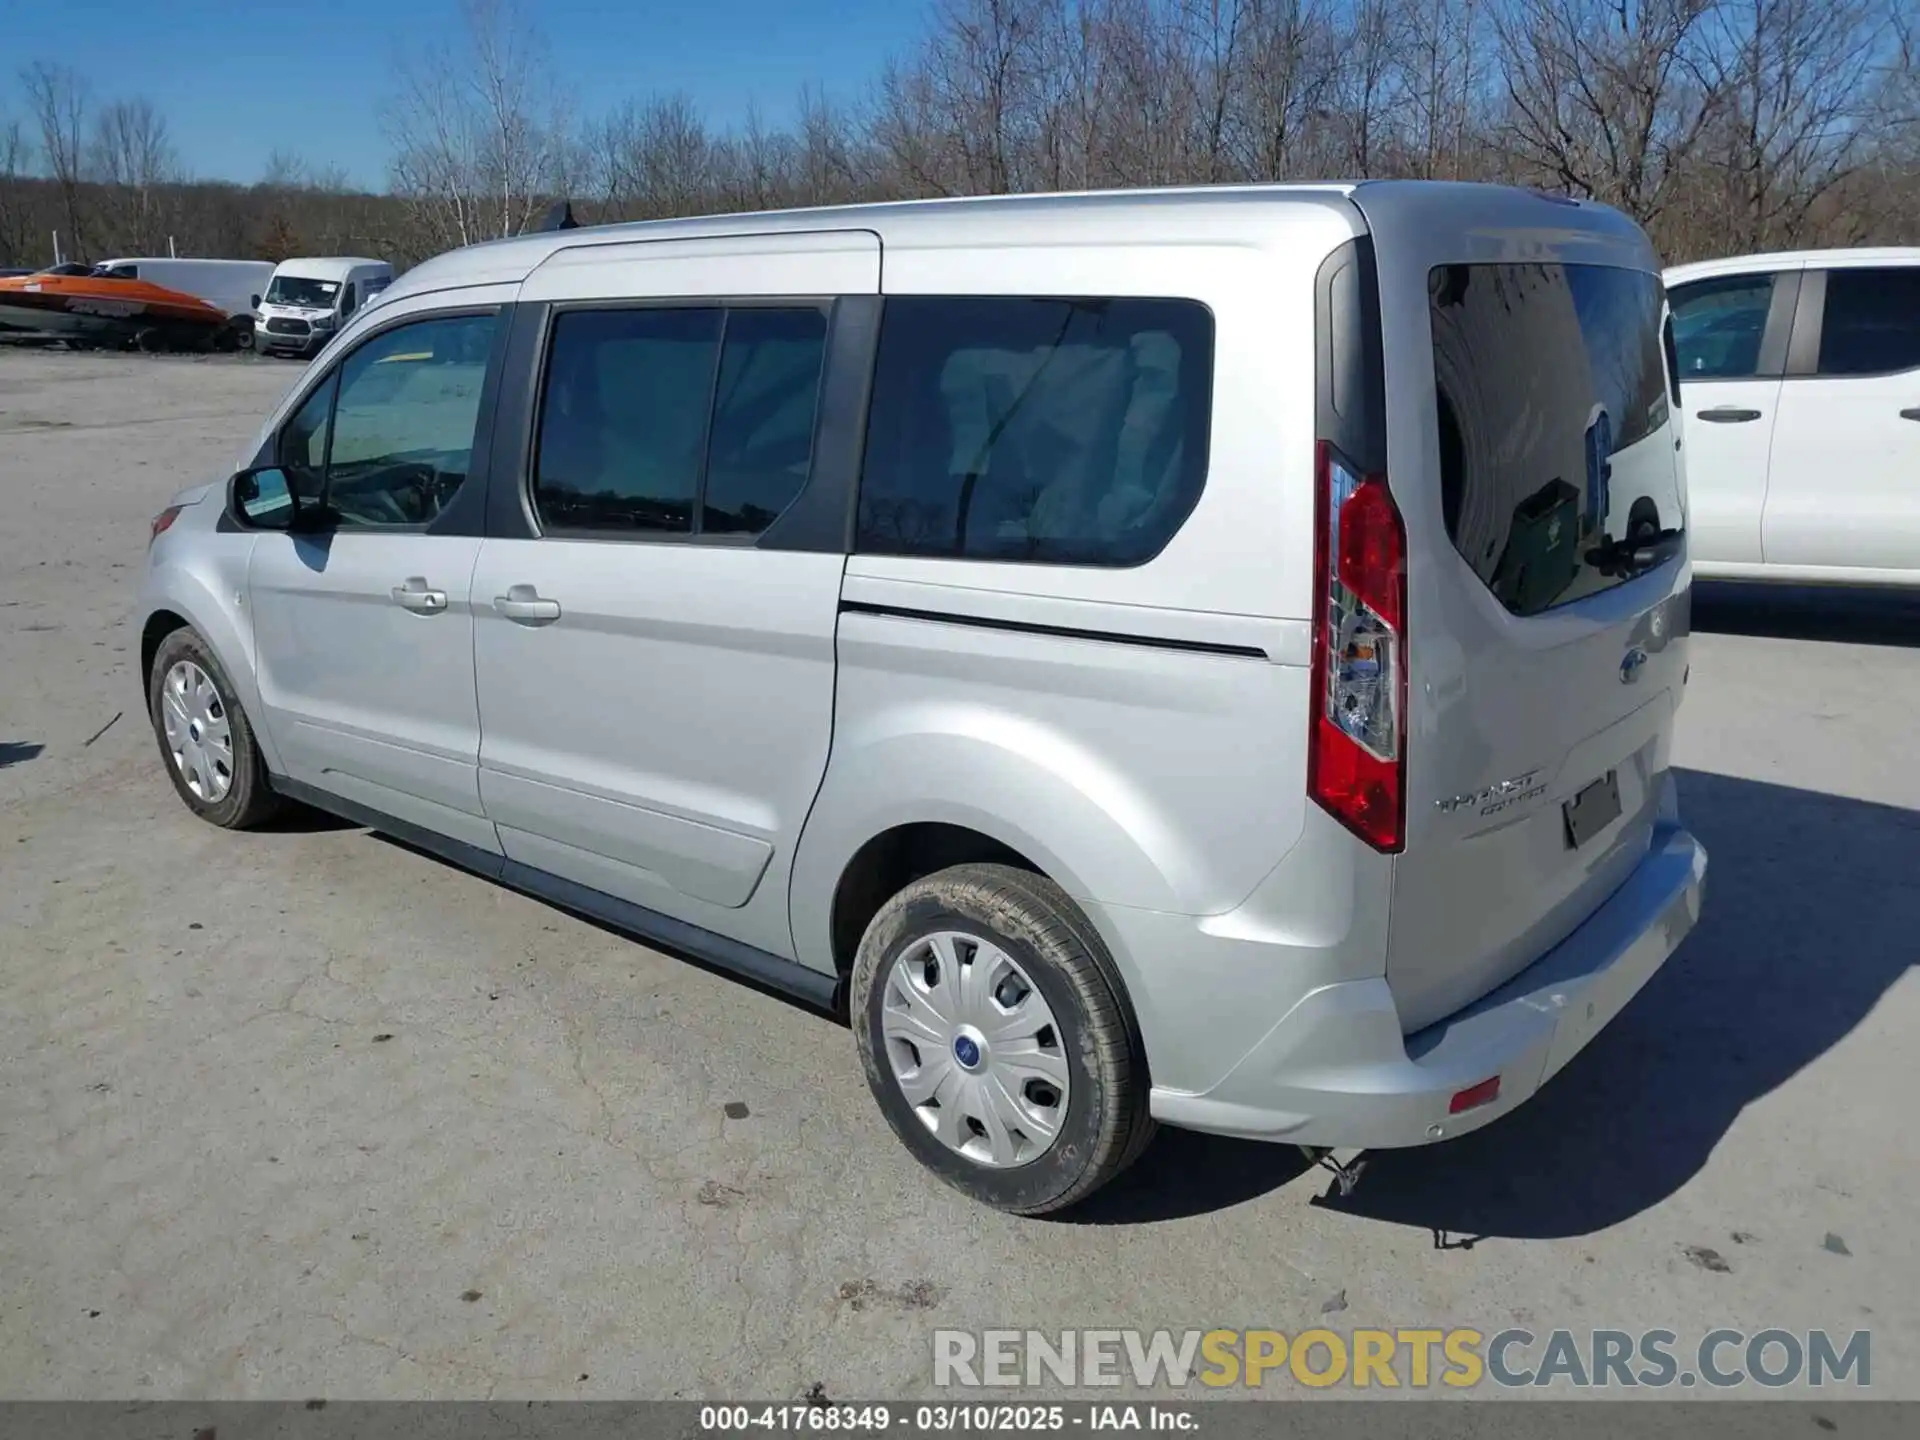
850, 862, 1155, 1215
146, 627, 284, 829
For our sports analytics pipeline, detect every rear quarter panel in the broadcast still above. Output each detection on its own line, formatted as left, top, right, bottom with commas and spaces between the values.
789, 203, 1364, 985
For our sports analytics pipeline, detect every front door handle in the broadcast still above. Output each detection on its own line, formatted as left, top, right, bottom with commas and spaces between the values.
493, 584, 561, 624
391, 577, 448, 613
1697, 406, 1763, 423
1900, 407, 1920, 422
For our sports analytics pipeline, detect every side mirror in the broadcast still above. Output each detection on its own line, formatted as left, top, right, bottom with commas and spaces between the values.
228, 465, 300, 530
250, 293, 261, 309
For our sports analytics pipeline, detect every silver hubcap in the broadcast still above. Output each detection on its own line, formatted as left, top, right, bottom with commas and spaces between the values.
160, 659, 234, 803
880, 931, 1071, 1168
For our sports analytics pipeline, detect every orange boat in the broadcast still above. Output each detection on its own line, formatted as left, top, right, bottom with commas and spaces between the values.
0, 266, 240, 351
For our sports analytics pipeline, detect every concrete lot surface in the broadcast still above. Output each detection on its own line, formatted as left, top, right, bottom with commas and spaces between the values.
1, 348, 1915, 1399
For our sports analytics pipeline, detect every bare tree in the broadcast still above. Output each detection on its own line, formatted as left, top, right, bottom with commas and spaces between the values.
1230, 0, 1345, 181
20, 61, 90, 259
1494, 0, 1721, 228
1695, 0, 1895, 252
11, 0, 1920, 277
1332, 0, 1404, 176
382, 0, 569, 251
593, 94, 713, 219
718, 102, 800, 212
89, 97, 178, 254
1395, 0, 1490, 180
260, 148, 310, 192
1178, 0, 1251, 182
0, 111, 36, 264
1100, 0, 1205, 187
913, 0, 1053, 194
795, 86, 869, 204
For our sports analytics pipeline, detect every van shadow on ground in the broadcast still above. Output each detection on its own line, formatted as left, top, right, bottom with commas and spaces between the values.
1077, 767, 1918, 1233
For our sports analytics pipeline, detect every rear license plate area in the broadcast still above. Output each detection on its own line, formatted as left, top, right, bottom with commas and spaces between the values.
1563, 770, 1622, 849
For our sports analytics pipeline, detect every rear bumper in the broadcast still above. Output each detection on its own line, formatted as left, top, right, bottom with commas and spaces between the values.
1146, 818, 1707, 1148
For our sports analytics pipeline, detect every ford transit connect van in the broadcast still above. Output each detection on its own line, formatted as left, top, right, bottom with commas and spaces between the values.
136, 182, 1706, 1214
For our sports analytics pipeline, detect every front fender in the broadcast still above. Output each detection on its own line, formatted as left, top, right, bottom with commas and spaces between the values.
136, 538, 279, 774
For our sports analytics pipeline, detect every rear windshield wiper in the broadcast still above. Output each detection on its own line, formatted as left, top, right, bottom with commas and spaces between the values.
1585, 526, 1683, 577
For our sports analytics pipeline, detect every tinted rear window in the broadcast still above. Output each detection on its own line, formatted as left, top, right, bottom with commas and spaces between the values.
1817, 267, 1920, 376
1430, 263, 1683, 617
857, 297, 1213, 566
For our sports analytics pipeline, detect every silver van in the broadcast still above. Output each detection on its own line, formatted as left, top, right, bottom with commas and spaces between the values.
137, 182, 1706, 1214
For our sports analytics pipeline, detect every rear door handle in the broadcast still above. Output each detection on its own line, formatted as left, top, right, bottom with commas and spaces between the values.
390, 577, 448, 613
1697, 407, 1763, 423
493, 584, 561, 624
1900, 407, 1920, 422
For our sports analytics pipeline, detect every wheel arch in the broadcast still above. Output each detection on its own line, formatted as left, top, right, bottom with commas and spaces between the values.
790, 733, 1183, 1031
136, 562, 283, 774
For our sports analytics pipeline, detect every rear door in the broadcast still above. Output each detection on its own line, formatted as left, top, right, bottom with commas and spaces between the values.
1763, 263, 1920, 575
469, 231, 879, 962
1667, 266, 1800, 567
1356, 188, 1692, 1032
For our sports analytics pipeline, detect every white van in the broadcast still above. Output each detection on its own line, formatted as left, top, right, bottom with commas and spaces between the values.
95, 257, 275, 323
137, 183, 1706, 1214
254, 256, 394, 359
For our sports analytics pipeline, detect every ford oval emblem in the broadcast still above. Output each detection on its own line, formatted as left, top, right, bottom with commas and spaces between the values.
1620, 647, 1648, 684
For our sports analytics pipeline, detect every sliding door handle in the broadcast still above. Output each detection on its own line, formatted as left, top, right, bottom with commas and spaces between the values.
1696, 406, 1763, 423
1900, 407, 1920, 422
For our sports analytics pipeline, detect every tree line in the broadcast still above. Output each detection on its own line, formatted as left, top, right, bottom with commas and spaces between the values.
4, 0, 1917, 275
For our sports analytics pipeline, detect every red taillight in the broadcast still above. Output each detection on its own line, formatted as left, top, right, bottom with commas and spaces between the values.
148, 505, 183, 545
1309, 441, 1407, 853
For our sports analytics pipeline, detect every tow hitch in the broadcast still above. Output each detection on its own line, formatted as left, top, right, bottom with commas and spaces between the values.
1299, 1145, 1369, 1197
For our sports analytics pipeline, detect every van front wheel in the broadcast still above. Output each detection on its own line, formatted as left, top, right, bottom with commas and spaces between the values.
850, 863, 1154, 1215
147, 628, 283, 830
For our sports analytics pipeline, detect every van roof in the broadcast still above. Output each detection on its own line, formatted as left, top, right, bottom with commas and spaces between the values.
271, 256, 389, 278
382, 179, 1641, 304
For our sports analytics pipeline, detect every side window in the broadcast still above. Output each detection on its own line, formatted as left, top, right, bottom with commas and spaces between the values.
855, 296, 1214, 566
704, 308, 829, 535
1668, 274, 1775, 380
531, 305, 830, 539
292, 311, 500, 530
341, 283, 359, 319
277, 374, 335, 502
533, 307, 722, 534
1816, 268, 1920, 377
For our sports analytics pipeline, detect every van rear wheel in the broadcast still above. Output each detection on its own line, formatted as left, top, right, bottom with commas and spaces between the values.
850, 863, 1154, 1215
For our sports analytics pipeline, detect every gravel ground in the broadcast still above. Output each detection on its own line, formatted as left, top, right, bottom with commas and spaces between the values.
2, 347, 1915, 1401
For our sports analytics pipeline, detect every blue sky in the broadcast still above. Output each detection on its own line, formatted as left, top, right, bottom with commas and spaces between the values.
0, 0, 930, 189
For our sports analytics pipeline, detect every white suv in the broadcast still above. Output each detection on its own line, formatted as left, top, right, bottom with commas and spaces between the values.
1666, 247, 1920, 587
